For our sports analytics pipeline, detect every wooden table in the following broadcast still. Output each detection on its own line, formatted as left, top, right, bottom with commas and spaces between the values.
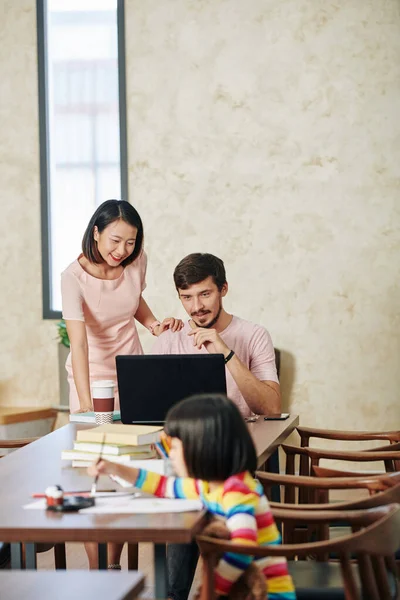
0, 406, 56, 425
0, 570, 145, 600
250, 414, 299, 467
0, 415, 298, 596
0, 425, 207, 597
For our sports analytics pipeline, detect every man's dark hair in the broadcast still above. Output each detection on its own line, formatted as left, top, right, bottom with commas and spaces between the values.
82, 199, 144, 267
173, 253, 227, 291
165, 394, 257, 480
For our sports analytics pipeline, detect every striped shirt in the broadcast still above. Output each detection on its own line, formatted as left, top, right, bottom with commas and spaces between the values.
134, 469, 296, 599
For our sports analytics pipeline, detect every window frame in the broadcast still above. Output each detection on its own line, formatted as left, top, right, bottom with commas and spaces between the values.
36, 0, 128, 319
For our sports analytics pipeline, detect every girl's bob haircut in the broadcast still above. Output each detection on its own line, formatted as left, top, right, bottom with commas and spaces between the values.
82, 199, 144, 267
165, 394, 257, 480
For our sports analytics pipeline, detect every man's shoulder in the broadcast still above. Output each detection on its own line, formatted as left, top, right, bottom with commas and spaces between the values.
229, 315, 270, 338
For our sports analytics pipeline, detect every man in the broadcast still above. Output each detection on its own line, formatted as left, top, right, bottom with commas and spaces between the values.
153, 252, 281, 417
152, 253, 281, 600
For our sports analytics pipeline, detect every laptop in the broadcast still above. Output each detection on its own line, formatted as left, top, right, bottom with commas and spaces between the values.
116, 354, 227, 425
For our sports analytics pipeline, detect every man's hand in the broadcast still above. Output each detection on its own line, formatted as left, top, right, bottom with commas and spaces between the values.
188, 321, 230, 357
153, 317, 184, 336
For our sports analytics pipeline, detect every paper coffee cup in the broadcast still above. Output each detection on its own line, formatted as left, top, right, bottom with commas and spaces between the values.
91, 380, 115, 424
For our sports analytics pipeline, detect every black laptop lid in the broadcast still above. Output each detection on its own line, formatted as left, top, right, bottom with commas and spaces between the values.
116, 354, 227, 425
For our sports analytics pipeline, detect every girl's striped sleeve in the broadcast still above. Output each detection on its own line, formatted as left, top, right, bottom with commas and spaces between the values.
134, 469, 201, 499
214, 490, 258, 596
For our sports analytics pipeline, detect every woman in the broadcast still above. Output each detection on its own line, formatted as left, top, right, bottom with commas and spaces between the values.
61, 199, 182, 414
61, 199, 182, 569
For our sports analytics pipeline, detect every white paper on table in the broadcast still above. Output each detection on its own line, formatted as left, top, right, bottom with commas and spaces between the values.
23, 495, 202, 514
81, 497, 202, 514
23, 492, 139, 510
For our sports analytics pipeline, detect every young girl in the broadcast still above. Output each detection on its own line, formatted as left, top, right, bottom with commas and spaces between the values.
88, 394, 296, 599
61, 199, 182, 414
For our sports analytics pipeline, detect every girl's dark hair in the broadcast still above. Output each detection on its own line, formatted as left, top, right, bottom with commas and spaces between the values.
82, 199, 144, 266
173, 253, 227, 291
165, 394, 257, 480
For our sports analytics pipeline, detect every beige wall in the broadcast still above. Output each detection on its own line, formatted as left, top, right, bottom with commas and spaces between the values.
0, 0, 56, 407
1, 1, 399, 433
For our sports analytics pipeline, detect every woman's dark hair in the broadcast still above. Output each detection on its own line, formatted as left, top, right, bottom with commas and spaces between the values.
165, 394, 257, 480
173, 253, 227, 292
82, 199, 144, 266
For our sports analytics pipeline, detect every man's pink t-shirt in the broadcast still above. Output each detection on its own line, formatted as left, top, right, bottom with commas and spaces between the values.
152, 316, 279, 417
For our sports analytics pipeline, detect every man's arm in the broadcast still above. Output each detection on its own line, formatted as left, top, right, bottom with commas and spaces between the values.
225, 357, 281, 414
188, 325, 281, 415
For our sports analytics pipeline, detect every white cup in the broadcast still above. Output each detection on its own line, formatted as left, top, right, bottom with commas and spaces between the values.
91, 380, 115, 424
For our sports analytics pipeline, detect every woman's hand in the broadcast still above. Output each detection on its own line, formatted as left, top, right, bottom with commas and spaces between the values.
153, 317, 184, 336
87, 459, 116, 478
74, 405, 93, 414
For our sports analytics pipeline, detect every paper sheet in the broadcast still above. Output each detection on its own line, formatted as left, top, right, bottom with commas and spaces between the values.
24, 495, 202, 514
81, 497, 202, 514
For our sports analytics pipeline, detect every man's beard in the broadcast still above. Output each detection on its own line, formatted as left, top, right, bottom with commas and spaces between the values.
193, 304, 222, 329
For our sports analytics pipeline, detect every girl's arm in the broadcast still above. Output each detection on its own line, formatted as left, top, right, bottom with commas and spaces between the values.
216, 491, 295, 599
214, 492, 258, 596
88, 460, 201, 499
65, 320, 92, 412
134, 296, 183, 335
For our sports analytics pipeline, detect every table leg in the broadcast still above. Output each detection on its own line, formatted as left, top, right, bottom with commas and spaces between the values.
24, 543, 37, 569
127, 543, 138, 570
54, 543, 67, 569
11, 543, 23, 569
154, 544, 167, 598
98, 543, 107, 570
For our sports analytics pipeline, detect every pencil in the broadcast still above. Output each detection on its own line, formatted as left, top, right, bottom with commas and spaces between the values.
160, 436, 170, 457
91, 433, 106, 496
155, 441, 168, 459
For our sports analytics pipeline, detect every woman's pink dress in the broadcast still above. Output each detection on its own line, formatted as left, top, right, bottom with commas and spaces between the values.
61, 252, 147, 413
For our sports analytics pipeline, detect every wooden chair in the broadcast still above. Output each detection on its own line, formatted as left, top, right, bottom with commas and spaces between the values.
256, 470, 400, 544
0, 435, 66, 570
197, 504, 400, 600
257, 470, 400, 507
295, 426, 400, 480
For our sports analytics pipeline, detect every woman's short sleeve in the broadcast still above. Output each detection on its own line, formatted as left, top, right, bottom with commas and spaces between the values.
61, 270, 84, 321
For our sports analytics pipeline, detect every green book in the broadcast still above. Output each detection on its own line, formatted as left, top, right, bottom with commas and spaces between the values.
69, 411, 121, 424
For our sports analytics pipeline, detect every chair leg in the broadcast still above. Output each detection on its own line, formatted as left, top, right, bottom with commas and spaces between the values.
54, 543, 66, 569
340, 553, 360, 600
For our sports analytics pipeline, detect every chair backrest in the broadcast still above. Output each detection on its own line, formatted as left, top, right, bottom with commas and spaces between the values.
274, 347, 280, 379
196, 504, 400, 600
282, 443, 400, 482
256, 469, 400, 507
297, 426, 400, 446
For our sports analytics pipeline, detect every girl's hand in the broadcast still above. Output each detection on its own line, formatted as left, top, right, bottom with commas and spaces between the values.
87, 459, 116, 478
154, 317, 184, 336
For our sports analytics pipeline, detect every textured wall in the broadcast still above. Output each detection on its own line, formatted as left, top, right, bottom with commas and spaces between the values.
0, 0, 57, 406
0, 1, 399, 436
125, 0, 400, 432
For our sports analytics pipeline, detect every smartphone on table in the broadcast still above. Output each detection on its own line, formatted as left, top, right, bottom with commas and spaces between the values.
264, 413, 290, 421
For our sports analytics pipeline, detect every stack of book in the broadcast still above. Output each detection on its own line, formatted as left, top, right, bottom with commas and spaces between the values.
62, 423, 163, 468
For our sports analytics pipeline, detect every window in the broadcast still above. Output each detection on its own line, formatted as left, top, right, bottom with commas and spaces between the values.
37, 0, 128, 317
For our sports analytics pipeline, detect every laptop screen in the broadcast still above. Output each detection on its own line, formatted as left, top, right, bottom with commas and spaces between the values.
116, 354, 227, 425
